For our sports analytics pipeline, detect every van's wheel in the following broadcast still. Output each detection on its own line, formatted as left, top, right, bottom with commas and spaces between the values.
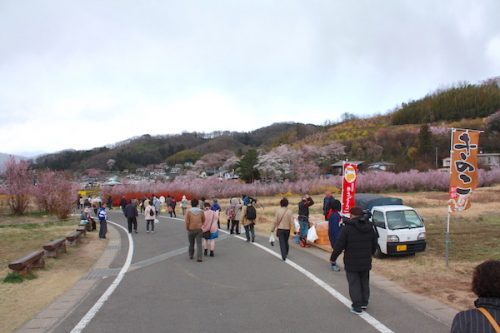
374, 245, 384, 259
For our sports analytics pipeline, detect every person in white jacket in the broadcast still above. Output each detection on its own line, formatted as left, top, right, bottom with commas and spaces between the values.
144, 202, 156, 233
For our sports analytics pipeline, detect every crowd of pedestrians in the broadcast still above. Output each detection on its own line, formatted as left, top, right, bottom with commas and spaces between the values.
75, 189, 499, 328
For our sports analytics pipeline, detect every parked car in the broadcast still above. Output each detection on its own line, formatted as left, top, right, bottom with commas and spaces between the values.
355, 194, 426, 258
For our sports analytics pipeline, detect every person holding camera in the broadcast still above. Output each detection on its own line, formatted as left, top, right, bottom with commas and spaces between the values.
330, 206, 378, 315
297, 194, 314, 247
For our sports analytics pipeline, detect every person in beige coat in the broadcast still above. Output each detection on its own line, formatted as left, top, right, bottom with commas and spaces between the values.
271, 198, 295, 261
185, 198, 205, 262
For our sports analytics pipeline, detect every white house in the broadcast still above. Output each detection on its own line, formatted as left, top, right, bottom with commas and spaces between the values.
442, 153, 500, 169
478, 153, 500, 168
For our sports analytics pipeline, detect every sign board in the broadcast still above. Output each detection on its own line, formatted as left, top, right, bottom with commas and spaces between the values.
448, 129, 480, 213
341, 162, 358, 216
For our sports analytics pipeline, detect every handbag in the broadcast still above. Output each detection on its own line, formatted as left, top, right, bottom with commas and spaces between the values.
307, 225, 318, 242
269, 233, 275, 246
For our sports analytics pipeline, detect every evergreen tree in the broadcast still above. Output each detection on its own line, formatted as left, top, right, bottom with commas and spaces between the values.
237, 149, 260, 183
417, 124, 433, 155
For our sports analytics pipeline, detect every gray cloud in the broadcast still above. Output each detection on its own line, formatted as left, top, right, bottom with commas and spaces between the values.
0, 0, 499, 154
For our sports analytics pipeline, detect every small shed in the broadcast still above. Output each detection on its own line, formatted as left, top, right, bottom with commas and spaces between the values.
331, 161, 364, 175
367, 161, 395, 171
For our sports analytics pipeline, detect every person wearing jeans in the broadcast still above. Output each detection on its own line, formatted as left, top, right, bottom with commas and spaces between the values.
271, 198, 294, 261
145, 203, 156, 233
185, 198, 205, 262
297, 194, 314, 247
241, 204, 256, 242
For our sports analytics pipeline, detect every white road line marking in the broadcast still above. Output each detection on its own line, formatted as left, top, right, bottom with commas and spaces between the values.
70, 221, 134, 333
232, 230, 395, 333
160, 218, 393, 331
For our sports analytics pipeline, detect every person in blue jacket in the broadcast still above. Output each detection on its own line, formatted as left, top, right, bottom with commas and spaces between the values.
211, 199, 222, 228
328, 199, 343, 271
97, 203, 108, 239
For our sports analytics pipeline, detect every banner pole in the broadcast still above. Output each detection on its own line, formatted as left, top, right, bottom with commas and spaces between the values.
445, 212, 451, 267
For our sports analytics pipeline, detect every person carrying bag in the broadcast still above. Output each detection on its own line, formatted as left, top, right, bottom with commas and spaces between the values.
202, 202, 219, 257
271, 198, 294, 261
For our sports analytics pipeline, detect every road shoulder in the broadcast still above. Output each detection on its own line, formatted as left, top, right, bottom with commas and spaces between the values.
15, 225, 122, 333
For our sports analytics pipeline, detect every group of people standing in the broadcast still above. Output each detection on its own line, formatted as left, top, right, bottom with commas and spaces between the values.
184, 194, 258, 262
268, 190, 378, 316
79, 198, 108, 240
184, 198, 221, 262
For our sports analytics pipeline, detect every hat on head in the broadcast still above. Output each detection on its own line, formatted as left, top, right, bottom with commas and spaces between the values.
350, 206, 363, 217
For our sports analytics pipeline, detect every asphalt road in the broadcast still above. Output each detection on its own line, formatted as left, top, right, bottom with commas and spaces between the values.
49, 209, 452, 333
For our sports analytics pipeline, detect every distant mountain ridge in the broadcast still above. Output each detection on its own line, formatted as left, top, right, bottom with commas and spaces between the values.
31, 122, 321, 171
0, 153, 27, 172
18, 77, 500, 173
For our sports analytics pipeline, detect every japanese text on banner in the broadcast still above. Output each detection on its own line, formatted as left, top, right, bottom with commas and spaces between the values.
448, 129, 480, 213
341, 163, 358, 216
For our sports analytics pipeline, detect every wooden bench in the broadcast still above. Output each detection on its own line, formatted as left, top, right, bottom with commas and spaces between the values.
66, 230, 83, 246
8, 250, 45, 276
76, 226, 87, 237
43, 238, 67, 258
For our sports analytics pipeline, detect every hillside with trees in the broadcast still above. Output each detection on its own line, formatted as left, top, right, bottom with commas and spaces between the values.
31, 123, 320, 172
26, 78, 500, 176
391, 78, 500, 125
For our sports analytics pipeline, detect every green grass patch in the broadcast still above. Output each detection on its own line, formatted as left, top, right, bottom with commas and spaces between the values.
0, 220, 75, 229
3, 271, 38, 283
425, 214, 500, 262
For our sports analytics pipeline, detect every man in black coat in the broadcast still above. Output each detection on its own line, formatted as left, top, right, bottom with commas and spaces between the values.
124, 199, 139, 234
330, 206, 378, 315
120, 196, 127, 214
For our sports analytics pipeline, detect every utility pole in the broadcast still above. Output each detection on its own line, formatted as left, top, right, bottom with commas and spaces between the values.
435, 147, 438, 169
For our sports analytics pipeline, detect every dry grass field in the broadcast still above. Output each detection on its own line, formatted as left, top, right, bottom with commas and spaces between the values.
246, 185, 500, 311
0, 215, 107, 333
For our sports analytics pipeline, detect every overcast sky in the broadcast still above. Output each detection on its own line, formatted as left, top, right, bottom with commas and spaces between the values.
1, 0, 499, 156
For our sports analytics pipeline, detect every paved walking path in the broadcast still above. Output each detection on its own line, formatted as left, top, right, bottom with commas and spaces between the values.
16, 210, 457, 333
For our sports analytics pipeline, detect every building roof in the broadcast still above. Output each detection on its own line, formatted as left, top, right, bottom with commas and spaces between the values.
368, 161, 395, 166
331, 161, 364, 167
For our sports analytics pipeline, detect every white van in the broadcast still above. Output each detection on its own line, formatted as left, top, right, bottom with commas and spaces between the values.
355, 194, 426, 258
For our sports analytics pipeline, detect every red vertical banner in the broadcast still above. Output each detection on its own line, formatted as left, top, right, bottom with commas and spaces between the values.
448, 129, 481, 213
341, 162, 358, 216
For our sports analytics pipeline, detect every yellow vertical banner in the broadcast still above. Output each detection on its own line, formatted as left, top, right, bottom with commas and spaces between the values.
448, 129, 481, 213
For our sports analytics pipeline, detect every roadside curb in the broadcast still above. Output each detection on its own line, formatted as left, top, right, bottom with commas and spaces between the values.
15, 224, 122, 333
306, 241, 457, 327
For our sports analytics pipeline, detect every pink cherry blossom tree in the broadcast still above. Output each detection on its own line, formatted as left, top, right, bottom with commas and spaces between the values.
33, 170, 78, 219
2, 157, 33, 215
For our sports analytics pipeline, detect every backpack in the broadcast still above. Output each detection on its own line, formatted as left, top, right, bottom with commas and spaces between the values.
149, 207, 154, 217
227, 206, 236, 220
98, 208, 106, 221
246, 205, 256, 220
